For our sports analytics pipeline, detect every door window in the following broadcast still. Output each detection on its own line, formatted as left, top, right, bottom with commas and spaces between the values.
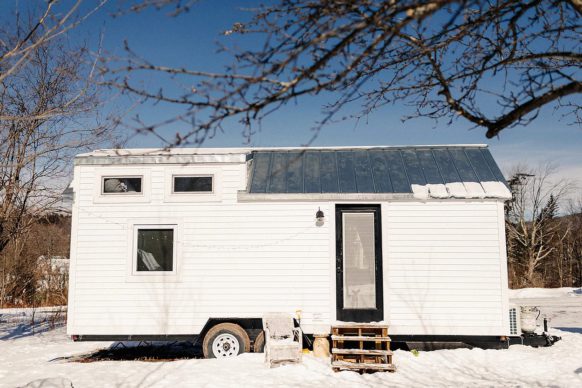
343, 213, 376, 309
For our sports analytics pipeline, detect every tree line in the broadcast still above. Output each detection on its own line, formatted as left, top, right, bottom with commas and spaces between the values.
505, 166, 582, 288
0, 214, 70, 307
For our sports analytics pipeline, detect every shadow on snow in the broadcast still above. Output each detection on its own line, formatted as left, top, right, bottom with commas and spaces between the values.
51, 341, 203, 363
0, 320, 64, 340
556, 327, 582, 334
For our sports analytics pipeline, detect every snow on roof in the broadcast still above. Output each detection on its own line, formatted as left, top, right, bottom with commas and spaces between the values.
74, 148, 252, 165
75, 147, 252, 158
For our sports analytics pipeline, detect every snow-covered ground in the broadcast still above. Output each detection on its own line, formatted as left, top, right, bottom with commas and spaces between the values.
1, 288, 581, 388
509, 287, 582, 330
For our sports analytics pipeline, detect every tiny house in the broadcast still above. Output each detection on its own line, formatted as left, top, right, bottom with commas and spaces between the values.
67, 145, 517, 356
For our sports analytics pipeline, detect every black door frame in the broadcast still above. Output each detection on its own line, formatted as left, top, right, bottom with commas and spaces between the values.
335, 204, 383, 322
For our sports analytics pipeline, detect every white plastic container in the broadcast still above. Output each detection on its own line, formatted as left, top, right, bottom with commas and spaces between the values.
520, 306, 540, 334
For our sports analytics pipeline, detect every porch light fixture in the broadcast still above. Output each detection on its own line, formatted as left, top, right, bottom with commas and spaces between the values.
316, 208, 325, 222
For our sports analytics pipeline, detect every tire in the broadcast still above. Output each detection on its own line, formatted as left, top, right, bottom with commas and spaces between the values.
202, 323, 251, 358
253, 331, 265, 353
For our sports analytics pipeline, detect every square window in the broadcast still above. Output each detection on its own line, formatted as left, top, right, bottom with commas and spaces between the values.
136, 228, 174, 272
173, 176, 213, 193
103, 177, 142, 194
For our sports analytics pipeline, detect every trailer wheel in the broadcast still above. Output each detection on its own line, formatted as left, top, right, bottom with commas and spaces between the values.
203, 323, 251, 358
253, 331, 265, 353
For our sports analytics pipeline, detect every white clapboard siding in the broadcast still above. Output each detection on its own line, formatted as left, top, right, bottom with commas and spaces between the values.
67, 161, 333, 336
68, 159, 510, 338
383, 201, 509, 336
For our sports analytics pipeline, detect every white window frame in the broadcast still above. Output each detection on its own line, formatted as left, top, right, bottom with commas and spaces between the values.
164, 166, 222, 202
94, 168, 151, 204
172, 174, 214, 194
127, 221, 181, 282
101, 175, 144, 195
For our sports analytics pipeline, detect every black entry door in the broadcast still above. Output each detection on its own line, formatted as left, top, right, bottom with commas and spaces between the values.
336, 205, 383, 322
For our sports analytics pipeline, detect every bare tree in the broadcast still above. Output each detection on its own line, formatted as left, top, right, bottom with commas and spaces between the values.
561, 198, 582, 286
104, 0, 581, 145
1, 37, 103, 247
0, 5, 114, 306
505, 164, 573, 287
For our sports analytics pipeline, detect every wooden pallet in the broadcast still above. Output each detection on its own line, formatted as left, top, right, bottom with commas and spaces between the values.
331, 324, 395, 373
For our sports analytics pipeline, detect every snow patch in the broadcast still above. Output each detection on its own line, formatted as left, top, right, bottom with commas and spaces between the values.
411, 184, 429, 199
463, 182, 486, 198
509, 287, 581, 299
481, 181, 512, 199
445, 182, 467, 198
411, 181, 510, 200
21, 377, 74, 388
426, 184, 449, 198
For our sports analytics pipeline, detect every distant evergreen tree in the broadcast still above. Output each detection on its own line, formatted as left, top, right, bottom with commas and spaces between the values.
537, 194, 558, 224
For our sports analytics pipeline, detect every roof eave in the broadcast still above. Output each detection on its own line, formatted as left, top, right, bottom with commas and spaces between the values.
237, 192, 509, 202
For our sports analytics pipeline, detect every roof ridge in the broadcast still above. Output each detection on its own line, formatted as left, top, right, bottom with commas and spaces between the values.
76, 144, 489, 158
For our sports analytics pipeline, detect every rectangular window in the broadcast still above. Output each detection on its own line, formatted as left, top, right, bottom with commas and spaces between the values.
103, 177, 142, 194
136, 228, 174, 272
173, 176, 213, 193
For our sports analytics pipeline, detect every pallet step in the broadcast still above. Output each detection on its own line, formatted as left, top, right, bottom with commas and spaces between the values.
332, 348, 393, 356
332, 361, 396, 372
331, 335, 391, 342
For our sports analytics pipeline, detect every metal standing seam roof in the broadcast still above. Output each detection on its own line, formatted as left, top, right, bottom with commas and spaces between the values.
248, 146, 510, 198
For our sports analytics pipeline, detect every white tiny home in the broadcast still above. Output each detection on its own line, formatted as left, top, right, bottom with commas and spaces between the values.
67, 145, 515, 356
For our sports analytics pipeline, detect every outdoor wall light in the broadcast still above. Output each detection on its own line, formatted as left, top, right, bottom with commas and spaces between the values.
316, 207, 325, 223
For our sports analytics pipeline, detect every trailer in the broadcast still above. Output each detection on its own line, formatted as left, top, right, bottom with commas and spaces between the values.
67, 145, 525, 357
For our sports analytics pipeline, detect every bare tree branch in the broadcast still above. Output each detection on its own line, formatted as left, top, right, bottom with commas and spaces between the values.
104, 0, 581, 144
486, 81, 582, 138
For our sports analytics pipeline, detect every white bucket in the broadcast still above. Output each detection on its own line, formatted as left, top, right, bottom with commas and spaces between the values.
520, 306, 540, 334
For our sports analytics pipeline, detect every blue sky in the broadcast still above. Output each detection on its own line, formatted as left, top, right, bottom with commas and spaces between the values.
4, 1, 582, 181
